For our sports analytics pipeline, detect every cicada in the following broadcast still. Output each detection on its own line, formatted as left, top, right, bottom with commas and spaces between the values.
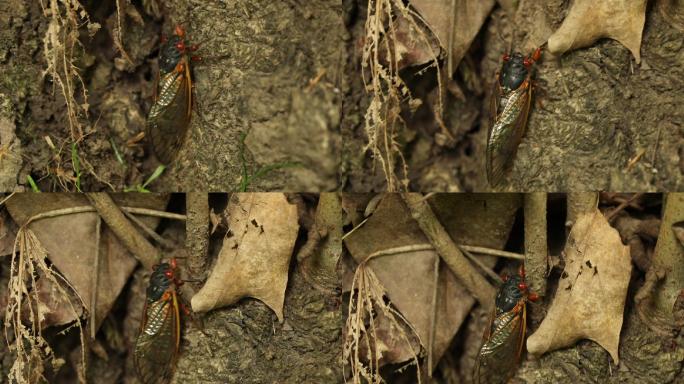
486, 47, 542, 186
146, 25, 198, 164
474, 266, 538, 384
134, 259, 183, 384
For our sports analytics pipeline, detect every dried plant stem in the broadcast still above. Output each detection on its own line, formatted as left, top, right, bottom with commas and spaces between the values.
363, 0, 443, 191
458, 245, 525, 260
638, 193, 684, 327
402, 193, 495, 309
5, 228, 86, 383
123, 210, 174, 250
605, 193, 644, 222
122, 207, 187, 221
186, 192, 209, 284
86, 193, 158, 269
298, 193, 343, 293
427, 255, 439, 374
566, 193, 598, 229
524, 192, 548, 297
461, 247, 502, 284
90, 215, 101, 338
364, 243, 525, 261
39, 0, 96, 141
344, 260, 422, 384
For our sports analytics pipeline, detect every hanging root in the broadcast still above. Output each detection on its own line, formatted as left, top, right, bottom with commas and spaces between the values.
343, 262, 423, 383
362, 0, 443, 191
39, 0, 100, 191
4, 227, 86, 383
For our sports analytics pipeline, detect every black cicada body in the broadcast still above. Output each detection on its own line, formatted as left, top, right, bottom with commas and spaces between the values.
134, 259, 182, 384
486, 47, 541, 186
474, 266, 538, 384
146, 25, 198, 164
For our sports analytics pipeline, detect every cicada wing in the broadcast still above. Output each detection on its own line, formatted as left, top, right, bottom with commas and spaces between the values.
134, 293, 181, 384
146, 58, 193, 164
486, 78, 532, 186
474, 306, 525, 384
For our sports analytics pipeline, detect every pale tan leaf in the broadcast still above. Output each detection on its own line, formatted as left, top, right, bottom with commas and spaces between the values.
547, 0, 647, 63
191, 193, 299, 322
526, 209, 632, 363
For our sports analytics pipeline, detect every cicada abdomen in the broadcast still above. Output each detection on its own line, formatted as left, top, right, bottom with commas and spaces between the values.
134, 260, 182, 384
486, 47, 542, 186
474, 266, 538, 384
146, 25, 198, 164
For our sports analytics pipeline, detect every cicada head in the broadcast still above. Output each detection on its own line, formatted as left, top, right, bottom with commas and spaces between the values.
495, 274, 525, 315
147, 262, 174, 301
499, 52, 528, 91
159, 34, 185, 73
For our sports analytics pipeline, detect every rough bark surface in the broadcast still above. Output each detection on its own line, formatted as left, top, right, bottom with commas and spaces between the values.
341, 1, 684, 192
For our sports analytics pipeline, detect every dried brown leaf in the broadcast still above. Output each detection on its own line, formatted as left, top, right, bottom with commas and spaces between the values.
5, 193, 168, 329
344, 193, 520, 371
547, 0, 647, 63
400, 0, 496, 70
527, 209, 632, 363
191, 193, 299, 322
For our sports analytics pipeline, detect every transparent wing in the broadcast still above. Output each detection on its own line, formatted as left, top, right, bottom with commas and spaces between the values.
134, 292, 180, 384
146, 58, 193, 164
486, 78, 532, 186
474, 304, 526, 384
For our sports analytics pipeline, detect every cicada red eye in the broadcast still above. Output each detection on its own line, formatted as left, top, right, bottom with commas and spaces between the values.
502, 53, 510, 62
518, 282, 528, 291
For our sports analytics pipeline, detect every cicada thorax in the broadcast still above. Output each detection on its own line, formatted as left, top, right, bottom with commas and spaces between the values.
474, 270, 535, 384
486, 48, 541, 187
146, 26, 197, 164
134, 260, 182, 384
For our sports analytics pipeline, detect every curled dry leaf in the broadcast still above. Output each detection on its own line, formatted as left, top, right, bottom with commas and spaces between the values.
191, 193, 299, 322
344, 193, 520, 371
5, 193, 169, 329
547, 0, 647, 63
399, 0, 496, 71
527, 209, 632, 363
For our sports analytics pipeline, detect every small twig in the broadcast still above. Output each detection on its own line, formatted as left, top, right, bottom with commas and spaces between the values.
341, 216, 370, 241
605, 193, 644, 223
87, 193, 158, 269
121, 207, 187, 221
458, 245, 525, 260
185, 193, 209, 284
402, 193, 495, 309
123, 210, 174, 250
524, 192, 548, 296
363, 243, 524, 262
427, 255, 439, 375
0, 192, 16, 207
461, 247, 503, 284
90, 215, 101, 338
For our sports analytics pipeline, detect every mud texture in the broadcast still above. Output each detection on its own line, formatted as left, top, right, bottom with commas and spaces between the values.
341, 1, 684, 192
164, 0, 343, 192
0, 0, 343, 192
173, 268, 342, 383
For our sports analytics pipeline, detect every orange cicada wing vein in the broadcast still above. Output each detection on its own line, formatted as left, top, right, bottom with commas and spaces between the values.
146, 56, 193, 164
134, 290, 181, 384
486, 77, 533, 185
